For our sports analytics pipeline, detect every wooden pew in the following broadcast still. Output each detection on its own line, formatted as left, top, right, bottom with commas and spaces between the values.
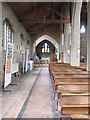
60, 94, 90, 119
49, 64, 87, 82
57, 84, 89, 99
53, 71, 90, 75
55, 84, 89, 109
51, 74, 89, 100
49, 65, 86, 86
54, 77, 89, 98
49, 62, 89, 119
51, 71, 90, 90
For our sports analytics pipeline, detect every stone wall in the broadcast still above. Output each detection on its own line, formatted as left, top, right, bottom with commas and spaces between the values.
2, 3, 32, 72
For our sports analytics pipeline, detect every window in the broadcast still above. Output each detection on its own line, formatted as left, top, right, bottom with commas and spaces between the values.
80, 25, 86, 34
3, 19, 14, 50
62, 34, 64, 46
42, 43, 50, 53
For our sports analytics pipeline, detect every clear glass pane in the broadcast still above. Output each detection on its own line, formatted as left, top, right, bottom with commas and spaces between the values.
42, 48, 44, 53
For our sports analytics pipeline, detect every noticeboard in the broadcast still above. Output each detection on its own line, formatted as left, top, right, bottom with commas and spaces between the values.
4, 42, 14, 88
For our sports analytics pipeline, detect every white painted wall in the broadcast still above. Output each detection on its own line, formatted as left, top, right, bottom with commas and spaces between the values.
2, 3, 32, 69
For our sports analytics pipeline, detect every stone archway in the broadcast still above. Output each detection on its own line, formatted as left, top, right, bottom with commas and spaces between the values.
33, 35, 59, 53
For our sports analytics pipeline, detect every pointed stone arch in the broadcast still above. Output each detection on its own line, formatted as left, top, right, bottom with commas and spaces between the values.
33, 35, 59, 53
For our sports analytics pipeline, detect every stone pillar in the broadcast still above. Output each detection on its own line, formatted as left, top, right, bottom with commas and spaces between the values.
64, 23, 70, 63
59, 24, 64, 62
63, 5, 70, 63
87, 2, 90, 71
70, 2, 82, 66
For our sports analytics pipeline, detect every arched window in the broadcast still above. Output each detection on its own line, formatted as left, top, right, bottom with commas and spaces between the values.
42, 43, 50, 53
3, 19, 14, 50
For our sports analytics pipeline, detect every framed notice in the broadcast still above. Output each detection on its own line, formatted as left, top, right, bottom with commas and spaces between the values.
76, 48, 80, 58
4, 42, 14, 88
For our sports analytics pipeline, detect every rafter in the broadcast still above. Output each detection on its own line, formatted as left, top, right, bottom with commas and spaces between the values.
28, 24, 49, 32
22, 19, 70, 24
33, 2, 37, 17
27, 23, 38, 30
47, 7, 70, 20
18, 3, 43, 19
52, 3, 55, 19
29, 30, 64, 34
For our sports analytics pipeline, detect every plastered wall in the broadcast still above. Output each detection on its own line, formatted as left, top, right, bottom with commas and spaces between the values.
2, 3, 32, 71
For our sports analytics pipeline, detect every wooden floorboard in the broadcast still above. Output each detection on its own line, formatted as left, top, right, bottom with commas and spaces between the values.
2, 68, 40, 118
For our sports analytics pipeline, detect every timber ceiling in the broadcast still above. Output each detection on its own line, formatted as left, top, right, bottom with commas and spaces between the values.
8, 2, 87, 37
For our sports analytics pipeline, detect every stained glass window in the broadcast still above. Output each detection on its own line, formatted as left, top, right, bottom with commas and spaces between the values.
42, 43, 50, 53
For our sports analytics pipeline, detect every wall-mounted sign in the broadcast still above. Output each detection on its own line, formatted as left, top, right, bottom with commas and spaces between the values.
4, 42, 14, 88
76, 48, 80, 58
25, 49, 29, 72
23, 48, 25, 73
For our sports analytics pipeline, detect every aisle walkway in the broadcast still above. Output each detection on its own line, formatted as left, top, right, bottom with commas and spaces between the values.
2, 67, 40, 118
22, 67, 53, 118
3, 67, 59, 119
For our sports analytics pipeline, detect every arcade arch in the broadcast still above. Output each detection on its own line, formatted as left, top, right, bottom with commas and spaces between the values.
33, 35, 59, 54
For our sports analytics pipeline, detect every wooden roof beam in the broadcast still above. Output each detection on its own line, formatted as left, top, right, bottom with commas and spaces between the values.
18, 3, 42, 19
33, 2, 37, 17
47, 7, 70, 20
23, 19, 70, 24
29, 30, 64, 34
27, 23, 38, 30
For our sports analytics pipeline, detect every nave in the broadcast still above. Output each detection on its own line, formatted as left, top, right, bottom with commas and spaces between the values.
2, 62, 90, 120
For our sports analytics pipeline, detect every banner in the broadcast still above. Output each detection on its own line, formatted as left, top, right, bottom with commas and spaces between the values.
25, 49, 29, 72
23, 48, 25, 73
4, 42, 14, 88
